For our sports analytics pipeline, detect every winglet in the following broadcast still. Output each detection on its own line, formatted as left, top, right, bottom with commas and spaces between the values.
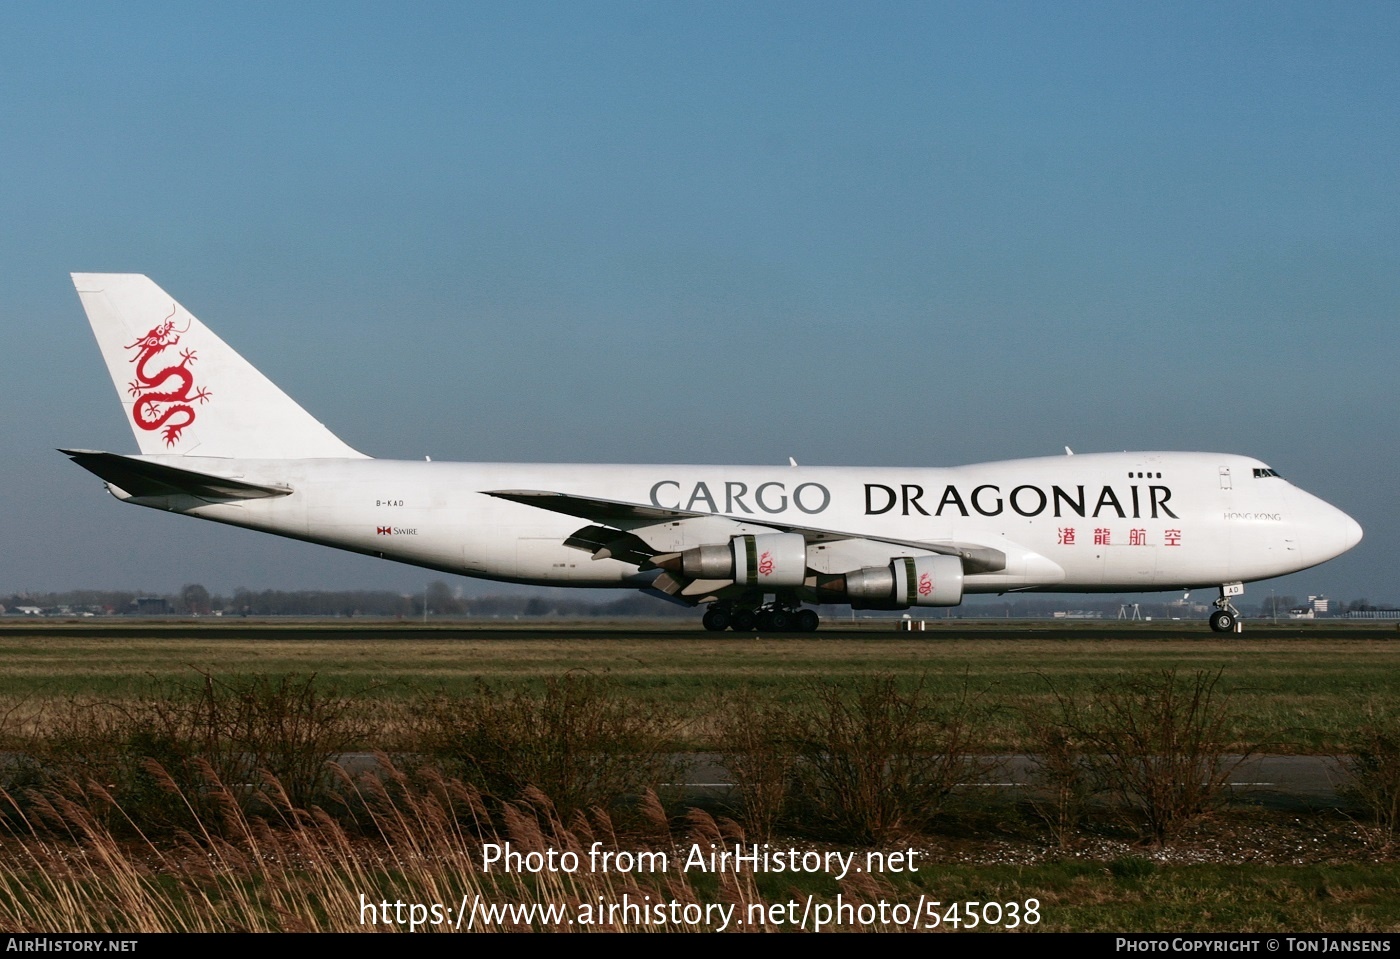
71, 274, 366, 459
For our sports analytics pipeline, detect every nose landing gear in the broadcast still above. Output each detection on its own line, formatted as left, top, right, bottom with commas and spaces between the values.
1209, 583, 1245, 633
1208, 608, 1238, 632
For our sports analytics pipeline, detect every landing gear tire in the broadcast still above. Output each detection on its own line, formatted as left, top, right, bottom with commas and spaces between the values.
1210, 584, 1243, 633
795, 608, 820, 632
702, 607, 731, 632
767, 608, 793, 631
1209, 609, 1237, 633
731, 609, 757, 631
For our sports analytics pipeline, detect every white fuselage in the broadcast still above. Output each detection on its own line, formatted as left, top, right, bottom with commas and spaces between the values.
68, 274, 1364, 626
115, 450, 1361, 596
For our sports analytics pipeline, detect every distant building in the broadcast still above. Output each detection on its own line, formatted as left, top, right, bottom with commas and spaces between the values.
1288, 596, 1332, 619
129, 596, 171, 615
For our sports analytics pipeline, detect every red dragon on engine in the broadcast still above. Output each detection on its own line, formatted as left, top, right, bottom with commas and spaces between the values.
125, 306, 212, 446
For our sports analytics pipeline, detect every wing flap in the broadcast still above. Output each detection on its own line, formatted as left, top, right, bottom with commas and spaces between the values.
560, 525, 658, 567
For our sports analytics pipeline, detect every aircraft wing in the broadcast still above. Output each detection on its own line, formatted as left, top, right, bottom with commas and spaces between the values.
483, 488, 1006, 573
485, 489, 700, 525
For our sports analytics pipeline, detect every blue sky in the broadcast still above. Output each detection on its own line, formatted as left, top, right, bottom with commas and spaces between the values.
3, 2, 1396, 604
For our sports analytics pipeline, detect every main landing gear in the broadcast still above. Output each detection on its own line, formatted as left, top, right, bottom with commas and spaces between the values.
702, 601, 820, 633
1209, 583, 1244, 633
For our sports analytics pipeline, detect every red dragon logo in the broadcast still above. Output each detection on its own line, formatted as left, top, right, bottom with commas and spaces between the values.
918, 572, 933, 597
125, 306, 212, 446
758, 550, 775, 576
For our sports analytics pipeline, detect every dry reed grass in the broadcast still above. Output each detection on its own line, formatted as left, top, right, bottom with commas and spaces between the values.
0, 761, 909, 932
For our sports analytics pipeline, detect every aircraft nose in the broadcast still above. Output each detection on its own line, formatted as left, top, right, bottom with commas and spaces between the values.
1311, 498, 1363, 562
1341, 510, 1364, 552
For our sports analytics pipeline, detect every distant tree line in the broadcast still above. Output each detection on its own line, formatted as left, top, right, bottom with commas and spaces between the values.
0, 582, 693, 618
1, 585, 1390, 619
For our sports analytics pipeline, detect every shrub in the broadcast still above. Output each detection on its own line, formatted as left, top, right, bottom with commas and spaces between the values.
1021, 698, 1096, 848
1071, 668, 1242, 844
1342, 705, 1400, 850
789, 675, 988, 844
159, 672, 369, 811
21, 673, 368, 834
711, 690, 798, 841
414, 674, 680, 818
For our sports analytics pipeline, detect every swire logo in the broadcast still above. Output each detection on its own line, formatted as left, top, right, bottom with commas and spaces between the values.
377, 527, 392, 535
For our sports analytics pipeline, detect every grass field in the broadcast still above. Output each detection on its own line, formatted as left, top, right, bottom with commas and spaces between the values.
1, 618, 1396, 752
2, 618, 1399, 932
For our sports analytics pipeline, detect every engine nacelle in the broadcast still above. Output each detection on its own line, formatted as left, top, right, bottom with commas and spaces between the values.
661, 532, 808, 588
893, 554, 964, 606
735, 532, 808, 588
813, 554, 964, 609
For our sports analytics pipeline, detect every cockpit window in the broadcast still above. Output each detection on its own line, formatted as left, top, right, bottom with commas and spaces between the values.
1252, 467, 1282, 478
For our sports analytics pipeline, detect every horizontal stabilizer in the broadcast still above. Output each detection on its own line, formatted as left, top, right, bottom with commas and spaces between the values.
61, 450, 292, 500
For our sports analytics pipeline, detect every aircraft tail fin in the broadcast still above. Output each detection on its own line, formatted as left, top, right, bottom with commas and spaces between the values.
71, 274, 366, 459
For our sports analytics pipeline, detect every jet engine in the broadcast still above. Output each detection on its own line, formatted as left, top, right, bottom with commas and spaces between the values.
812, 554, 964, 609
653, 532, 807, 588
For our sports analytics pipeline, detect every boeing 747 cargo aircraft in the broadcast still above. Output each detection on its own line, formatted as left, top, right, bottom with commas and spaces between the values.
64, 274, 1362, 632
